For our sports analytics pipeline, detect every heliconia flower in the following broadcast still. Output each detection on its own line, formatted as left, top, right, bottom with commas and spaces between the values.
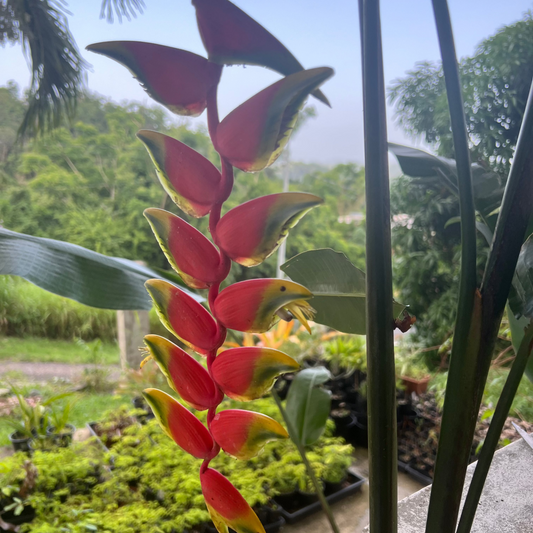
192, 0, 329, 107
144, 208, 222, 289
210, 409, 288, 460
145, 279, 218, 355
143, 388, 216, 459
212, 347, 299, 401
143, 335, 223, 410
200, 468, 266, 533
86, 42, 222, 116
215, 193, 322, 267
213, 279, 315, 333
137, 130, 222, 218
215, 68, 334, 172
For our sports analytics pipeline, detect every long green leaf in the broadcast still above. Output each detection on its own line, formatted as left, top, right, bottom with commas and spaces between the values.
389, 142, 505, 223
281, 248, 404, 334
508, 235, 533, 320
0, 228, 202, 310
284, 367, 331, 446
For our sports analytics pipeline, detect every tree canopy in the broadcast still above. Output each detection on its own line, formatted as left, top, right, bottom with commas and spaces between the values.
0, 87, 366, 287
389, 13, 533, 175
0, 0, 145, 137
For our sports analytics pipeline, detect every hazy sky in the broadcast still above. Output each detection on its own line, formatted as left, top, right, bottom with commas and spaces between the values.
1, 0, 532, 166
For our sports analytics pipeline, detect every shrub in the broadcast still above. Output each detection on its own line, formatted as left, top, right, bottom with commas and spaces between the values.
0, 276, 116, 341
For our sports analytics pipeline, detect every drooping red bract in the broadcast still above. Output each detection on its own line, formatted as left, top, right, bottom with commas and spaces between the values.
212, 347, 299, 401
143, 335, 222, 410
215, 68, 334, 172
138, 131, 222, 218
211, 409, 288, 460
213, 279, 313, 333
216, 192, 322, 266
144, 208, 222, 289
143, 388, 216, 459
145, 279, 218, 355
192, 0, 329, 106
87, 42, 222, 116
200, 468, 266, 533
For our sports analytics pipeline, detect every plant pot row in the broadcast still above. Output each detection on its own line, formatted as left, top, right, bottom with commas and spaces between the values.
272, 468, 365, 524
86, 417, 366, 528
8, 424, 76, 453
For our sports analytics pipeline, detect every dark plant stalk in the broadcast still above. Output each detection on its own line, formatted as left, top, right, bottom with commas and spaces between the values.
359, 1, 397, 531
272, 390, 340, 533
457, 321, 533, 533
425, 1, 479, 531
475, 80, 533, 408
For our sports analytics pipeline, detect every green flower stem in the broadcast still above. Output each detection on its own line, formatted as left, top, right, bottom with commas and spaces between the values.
425, 1, 479, 531
359, 1, 397, 531
272, 390, 340, 533
457, 321, 533, 533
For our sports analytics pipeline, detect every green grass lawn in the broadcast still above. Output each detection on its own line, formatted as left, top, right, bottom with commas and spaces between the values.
0, 393, 132, 447
0, 336, 120, 365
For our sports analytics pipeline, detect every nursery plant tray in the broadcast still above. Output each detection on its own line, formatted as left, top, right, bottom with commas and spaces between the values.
86, 422, 111, 453
274, 469, 365, 524
397, 460, 432, 487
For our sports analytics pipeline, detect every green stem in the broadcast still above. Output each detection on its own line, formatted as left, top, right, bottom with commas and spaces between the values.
457, 321, 533, 533
272, 390, 340, 533
359, 1, 397, 531
425, 1, 479, 531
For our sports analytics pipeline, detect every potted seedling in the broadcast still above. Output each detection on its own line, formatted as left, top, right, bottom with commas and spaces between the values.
398, 362, 431, 395
0, 461, 37, 528
6, 385, 71, 453
46, 396, 78, 447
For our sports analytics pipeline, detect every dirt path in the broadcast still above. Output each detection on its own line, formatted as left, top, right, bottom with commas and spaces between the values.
0, 361, 121, 383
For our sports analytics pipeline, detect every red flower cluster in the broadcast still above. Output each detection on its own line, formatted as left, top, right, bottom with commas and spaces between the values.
88, 2, 333, 531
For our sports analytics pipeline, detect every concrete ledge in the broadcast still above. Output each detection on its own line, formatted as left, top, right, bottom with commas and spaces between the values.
364, 433, 533, 532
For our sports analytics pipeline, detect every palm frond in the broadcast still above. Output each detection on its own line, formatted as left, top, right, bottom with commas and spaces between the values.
7, 0, 87, 137
100, 0, 145, 23
0, 1, 18, 43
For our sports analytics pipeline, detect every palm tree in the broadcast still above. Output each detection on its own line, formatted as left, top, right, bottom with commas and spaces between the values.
0, 0, 145, 136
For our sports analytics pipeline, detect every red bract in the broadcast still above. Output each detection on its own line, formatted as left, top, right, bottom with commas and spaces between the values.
143, 388, 217, 460
90, 5, 332, 531
200, 468, 266, 533
138, 130, 222, 218
143, 335, 223, 410
145, 279, 219, 355
215, 68, 334, 172
86, 42, 222, 116
144, 208, 222, 289
212, 347, 299, 401
211, 409, 288, 460
216, 193, 322, 266
214, 279, 314, 333
192, 0, 330, 106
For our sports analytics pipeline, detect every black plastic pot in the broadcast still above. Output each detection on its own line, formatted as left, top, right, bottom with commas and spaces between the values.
274, 469, 365, 524
47, 424, 76, 447
8, 431, 32, 453
351, 414, 369, 447
0, 505, 36, 527
331, 409, 356, 441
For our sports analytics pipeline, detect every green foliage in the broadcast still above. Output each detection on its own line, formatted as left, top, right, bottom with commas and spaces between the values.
390, 175, 487, 352
285, 367, 332, 446
0, 397, 354, 533
282, 248, 404, 335
389, 13, 533, 175
0, 276, 116, 341
1, 90, 366, 296
0, 336, 119, 364
323, 335, 367, 374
